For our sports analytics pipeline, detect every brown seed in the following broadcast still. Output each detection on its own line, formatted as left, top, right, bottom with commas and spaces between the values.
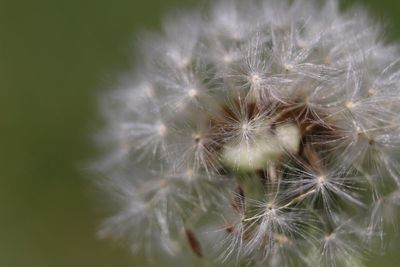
185, 228, 203, 258
231, 186, 245, 216
223, 221, 235, 234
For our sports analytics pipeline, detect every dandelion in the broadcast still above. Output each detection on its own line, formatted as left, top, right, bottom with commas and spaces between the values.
93, 0, 400, 266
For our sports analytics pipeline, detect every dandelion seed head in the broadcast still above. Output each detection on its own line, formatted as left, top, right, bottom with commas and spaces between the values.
93, 0, 400, 265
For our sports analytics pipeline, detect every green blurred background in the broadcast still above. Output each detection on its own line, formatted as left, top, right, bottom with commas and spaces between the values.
0, 0, 399, 266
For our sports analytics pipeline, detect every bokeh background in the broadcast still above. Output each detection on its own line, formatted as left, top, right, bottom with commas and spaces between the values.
1, 0, 400, 266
